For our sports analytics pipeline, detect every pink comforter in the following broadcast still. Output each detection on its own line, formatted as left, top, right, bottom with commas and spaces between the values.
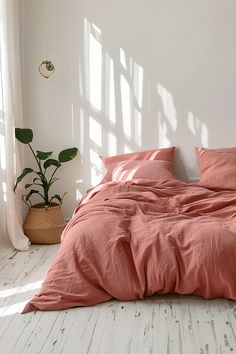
23, 179, 236, 313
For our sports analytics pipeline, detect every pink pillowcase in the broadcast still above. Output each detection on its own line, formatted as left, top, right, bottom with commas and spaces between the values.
100, 147, 175, 167
101, 160, 175, 183
196, 147, 236, 190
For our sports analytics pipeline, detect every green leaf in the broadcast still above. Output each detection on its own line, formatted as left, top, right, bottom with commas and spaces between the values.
50, 194, 62, 204
33, 177, 41, 183
36, 151, 53, 160
25, 189, 40, 201
44, 159, 61, 169
48, 177, 59, 187
51, 177, 59, 182
58, 147, 78, 163
36, 171, 45, 178
15, 128, 33, 144
25, 183, 33, 189
14, 168, 34, 191
31, 177, 43, 186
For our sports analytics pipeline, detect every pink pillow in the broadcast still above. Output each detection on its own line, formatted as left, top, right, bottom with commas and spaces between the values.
101, 160, 175, 183
196, 147, 236, 190
100, 147, 175, 167
198, 147, 236, 154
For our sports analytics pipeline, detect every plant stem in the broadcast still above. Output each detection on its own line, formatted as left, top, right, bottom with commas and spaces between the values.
28, 143, 50, 205
48, 166, 60, 185
28, 143, 42, 172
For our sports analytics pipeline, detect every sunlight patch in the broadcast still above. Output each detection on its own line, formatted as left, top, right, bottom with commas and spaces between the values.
89, 117, 102, 147
89, 148, 102, 186
108, 132, 117, 156
133, 62, 143, 109
157, 83, 177, 132
0, 280, 43, 299
120, 48, 127, 70
0, 300, 29, 317
89, 28, 102, 111
121, 75, 131, 138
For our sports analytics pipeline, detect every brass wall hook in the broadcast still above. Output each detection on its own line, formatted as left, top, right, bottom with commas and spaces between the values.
38, 60, 55, 78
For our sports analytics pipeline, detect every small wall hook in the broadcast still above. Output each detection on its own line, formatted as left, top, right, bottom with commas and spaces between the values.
38, 60, 55, 78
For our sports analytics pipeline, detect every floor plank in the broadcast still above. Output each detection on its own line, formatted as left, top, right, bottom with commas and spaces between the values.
0, 245, 236, 354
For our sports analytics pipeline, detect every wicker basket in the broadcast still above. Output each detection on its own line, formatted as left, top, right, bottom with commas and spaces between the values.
23, 203, 66, 244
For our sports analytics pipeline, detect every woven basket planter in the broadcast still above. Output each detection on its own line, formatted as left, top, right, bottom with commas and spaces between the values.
23, 203, 66, 244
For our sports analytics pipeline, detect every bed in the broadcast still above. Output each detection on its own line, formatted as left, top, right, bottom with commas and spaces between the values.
22, 146, 236, 313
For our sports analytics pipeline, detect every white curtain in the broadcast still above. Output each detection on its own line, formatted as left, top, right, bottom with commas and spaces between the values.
0, 0, 29, 251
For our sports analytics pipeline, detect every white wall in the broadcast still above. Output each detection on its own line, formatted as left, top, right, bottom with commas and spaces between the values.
20, 0, 236, 218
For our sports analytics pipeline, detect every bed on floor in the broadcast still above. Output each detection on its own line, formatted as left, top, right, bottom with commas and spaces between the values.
23, 146, 236, 313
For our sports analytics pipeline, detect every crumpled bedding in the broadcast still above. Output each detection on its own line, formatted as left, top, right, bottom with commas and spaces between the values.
23, 178, 236, 313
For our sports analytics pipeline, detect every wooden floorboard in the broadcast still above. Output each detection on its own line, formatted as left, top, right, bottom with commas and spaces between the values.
0, 244, 236, 354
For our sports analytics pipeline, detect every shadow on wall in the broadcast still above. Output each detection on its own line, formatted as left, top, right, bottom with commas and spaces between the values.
20, 0, 236, 215
156, 84, 208, 181
74, 17, 209, 196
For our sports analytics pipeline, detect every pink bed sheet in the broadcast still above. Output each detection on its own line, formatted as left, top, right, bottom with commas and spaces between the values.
23, 179, 236, 313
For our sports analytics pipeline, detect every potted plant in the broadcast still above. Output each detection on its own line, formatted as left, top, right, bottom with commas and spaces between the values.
14, 128, 78, 244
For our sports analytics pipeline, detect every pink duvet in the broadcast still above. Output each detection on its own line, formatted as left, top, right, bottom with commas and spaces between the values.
23, 179, 236, 313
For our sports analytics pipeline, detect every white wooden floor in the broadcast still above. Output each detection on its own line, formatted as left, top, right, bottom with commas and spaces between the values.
0, 245, 236, 354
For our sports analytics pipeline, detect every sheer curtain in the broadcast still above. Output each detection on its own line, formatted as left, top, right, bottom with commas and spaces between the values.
0, 0, 29, 251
